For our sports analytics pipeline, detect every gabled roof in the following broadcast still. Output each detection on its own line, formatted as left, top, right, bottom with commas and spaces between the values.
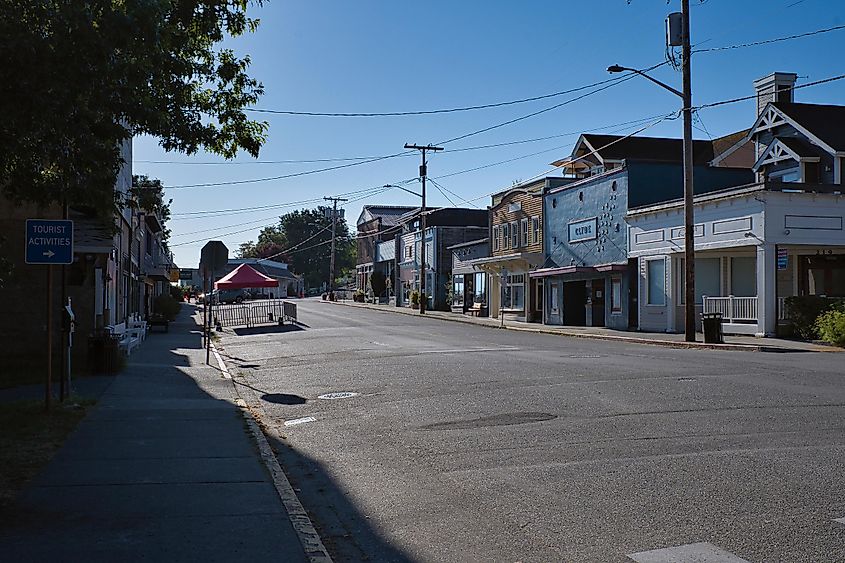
553, 134, 717, 168
357, 205, 418, 227
772, 102, 845, 152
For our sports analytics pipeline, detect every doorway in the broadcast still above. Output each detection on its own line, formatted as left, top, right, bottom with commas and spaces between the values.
628, 258, 639, 329
563, 281, 587, 326
591, 279, 606, 327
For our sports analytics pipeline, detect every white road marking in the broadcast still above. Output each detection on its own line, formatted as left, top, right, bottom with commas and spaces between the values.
318, 392, 359, 400
210, 344, 231, 379
284, 416, 316, 427
834, 517, 845, 525
628, 542, 749, 562
419, 347, 520, 355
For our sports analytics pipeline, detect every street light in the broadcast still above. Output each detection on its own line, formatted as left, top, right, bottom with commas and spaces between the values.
608, 59, 696, 342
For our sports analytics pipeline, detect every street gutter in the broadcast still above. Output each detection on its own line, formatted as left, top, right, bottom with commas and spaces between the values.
325, 300, 833, 353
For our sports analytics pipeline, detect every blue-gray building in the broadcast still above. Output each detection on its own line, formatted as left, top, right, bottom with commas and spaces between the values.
532, 134, 754, 330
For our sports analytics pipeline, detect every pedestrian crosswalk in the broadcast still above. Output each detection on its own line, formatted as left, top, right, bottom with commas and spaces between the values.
628, 542, 750, 562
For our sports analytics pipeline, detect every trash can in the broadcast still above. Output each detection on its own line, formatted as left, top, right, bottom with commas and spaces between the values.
701, 312, 724, 344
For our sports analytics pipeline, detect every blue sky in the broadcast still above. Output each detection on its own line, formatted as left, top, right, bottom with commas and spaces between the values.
135, 0, 845, 268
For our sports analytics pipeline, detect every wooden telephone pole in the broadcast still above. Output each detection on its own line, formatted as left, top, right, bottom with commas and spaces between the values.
324, 196, 348, 293
404, 144, 443, 314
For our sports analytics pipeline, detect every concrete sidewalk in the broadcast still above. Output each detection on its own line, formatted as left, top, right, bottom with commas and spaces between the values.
330, 299, 836, 353
0, 305, 312, 562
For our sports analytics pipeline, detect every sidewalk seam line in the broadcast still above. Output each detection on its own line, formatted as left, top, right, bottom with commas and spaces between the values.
210, 341, 333, 563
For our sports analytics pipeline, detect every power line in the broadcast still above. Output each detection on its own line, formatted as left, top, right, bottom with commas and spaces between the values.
243, 73, 640, 117
236, 24, 844, 119
692, 23, 845, 53
696, 73, 845, 110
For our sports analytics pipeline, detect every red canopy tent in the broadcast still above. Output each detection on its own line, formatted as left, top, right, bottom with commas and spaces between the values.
214, 263, 279, 289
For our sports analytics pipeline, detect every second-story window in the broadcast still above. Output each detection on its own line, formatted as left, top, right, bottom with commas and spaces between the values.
531, 216, 540, 245
520, 218, 528, 247
510, 221, 518, 249
493, 226, 500, 251
502, 223, 509, 250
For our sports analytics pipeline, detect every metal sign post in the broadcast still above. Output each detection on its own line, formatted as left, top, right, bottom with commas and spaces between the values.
26, 219, 74, 410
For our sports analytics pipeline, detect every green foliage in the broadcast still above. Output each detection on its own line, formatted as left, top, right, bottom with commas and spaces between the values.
153, 293, 182, 321
370, 271, 387, 297
131, 175, 173, 243
0, 0, 267, 217
239, 207, 355, 288
169, 284, 184, 301
785, 296, 845, 340
410, 291, 420, 305
815, 309, 845, 347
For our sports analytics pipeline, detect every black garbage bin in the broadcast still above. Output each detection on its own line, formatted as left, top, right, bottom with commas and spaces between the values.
701, 312, 724, 344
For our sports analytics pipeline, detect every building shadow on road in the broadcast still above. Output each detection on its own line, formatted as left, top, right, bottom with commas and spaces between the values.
264, 432, 415, 563
231, 324, 305, 337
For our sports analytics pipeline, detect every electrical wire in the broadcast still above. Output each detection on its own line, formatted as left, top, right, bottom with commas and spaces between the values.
692, 23, 845, 53
243, 73, 644, 117
695, 73, 845, 110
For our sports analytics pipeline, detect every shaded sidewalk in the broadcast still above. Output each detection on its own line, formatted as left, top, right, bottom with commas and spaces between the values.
330, 300, 836, 353
0, 305, 310, 562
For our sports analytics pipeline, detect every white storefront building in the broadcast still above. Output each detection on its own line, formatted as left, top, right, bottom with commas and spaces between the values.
628, 183, 844, 336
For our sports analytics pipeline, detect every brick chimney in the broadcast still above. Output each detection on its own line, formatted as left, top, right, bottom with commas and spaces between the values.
753, 72, 797, 115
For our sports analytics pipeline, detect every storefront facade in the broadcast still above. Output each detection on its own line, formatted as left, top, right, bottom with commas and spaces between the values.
449, 239, 489, 315
628, 183, 845, 336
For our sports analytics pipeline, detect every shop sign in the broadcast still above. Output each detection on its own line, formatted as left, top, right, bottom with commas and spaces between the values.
777, 247, 788, 270
568, 217, 597, 243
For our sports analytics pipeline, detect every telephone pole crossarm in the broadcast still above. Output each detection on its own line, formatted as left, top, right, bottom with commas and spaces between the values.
403, 143, 443, 314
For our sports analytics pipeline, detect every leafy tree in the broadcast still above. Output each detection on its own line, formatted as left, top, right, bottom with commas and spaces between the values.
0, 0, 268, 217
131, 175, 172, 243
239, 207, 355, 288
370, 271, 387, 297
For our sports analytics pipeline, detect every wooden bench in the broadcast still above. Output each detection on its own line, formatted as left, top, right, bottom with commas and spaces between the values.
466, 303, 482, 316
108, 323, 141, 356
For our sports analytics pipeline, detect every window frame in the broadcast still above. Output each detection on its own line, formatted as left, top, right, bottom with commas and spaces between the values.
531, 216, 540, 246
646, 258, 666, 306
520, 218, 529, 247
492, 226, 500, 251
510, 221, 518, 249
610, 277, 622, 313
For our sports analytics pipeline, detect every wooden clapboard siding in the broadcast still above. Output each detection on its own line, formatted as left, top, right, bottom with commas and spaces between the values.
490, 189, 543, 256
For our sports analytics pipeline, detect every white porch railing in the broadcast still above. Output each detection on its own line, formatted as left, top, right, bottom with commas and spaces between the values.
701, 295, 758, 323
777, 296, 788, 320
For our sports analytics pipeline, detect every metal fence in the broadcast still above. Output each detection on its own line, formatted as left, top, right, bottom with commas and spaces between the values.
212, 300, 297, 329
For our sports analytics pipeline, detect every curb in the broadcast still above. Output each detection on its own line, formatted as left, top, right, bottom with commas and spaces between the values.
210, 341, 333, 563
325, 300, 815, 353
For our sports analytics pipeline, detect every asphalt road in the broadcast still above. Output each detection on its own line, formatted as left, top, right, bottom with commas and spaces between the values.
219, 299, 845, 563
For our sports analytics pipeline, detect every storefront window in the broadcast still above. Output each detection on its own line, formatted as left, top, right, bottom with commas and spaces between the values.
474, 273, 486, 304
730, 256, 756, 297
611, 277, 622, 313
453, 276, 464, 306
679, 257, 721, 304
647, 259, 665, 305
502, 273, 525, 310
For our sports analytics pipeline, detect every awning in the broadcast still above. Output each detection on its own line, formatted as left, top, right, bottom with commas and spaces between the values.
529, 263, 627, 278
215, 263, 279, 289
464, 252, 543, 273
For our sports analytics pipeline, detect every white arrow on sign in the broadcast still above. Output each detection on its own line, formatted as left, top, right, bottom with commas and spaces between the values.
43, 250, 55, 258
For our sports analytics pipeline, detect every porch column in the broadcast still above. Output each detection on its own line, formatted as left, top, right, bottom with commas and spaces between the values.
756, 243, 776, 337
489, 270, 500, 319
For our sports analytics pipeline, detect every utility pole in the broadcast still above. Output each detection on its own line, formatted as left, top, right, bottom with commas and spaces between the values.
404, 143, 443, 314
324, 196, 348, 294
681, 0, 696, 342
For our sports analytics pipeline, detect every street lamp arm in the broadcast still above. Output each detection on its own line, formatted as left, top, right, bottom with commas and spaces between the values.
607, 64, 683, 99
384, 183, 422, 199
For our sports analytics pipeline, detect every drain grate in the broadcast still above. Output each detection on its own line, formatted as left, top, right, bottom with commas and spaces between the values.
317, 392, 359, 400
